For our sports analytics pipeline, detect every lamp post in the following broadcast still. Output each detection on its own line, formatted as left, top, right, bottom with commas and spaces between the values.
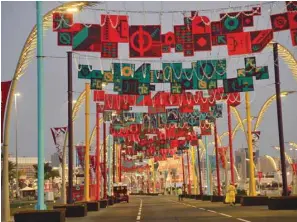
14, 93, 20, 199
273, 43, 288, 196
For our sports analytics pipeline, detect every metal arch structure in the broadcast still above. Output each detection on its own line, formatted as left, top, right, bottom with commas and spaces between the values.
288, 142, 297, 149
264, 155, 278, 171
89, 117, 103, 145
267, 41, 297, 83
264, 155, 282, 183
219, 91, 295, 147
1, 2, 95, 219
254, 91, 296, 131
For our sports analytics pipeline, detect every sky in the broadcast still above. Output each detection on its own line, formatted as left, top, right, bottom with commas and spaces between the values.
1, 1, 297, 161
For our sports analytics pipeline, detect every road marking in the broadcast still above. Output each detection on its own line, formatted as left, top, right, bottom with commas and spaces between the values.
166, 198, 236, 219
219, 213, 232, 218
136, 199, 143, 222
237, 218, 251, 222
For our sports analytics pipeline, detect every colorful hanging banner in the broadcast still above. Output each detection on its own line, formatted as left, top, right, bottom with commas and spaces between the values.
50, 127, 67, 162
52, 5, 295, 58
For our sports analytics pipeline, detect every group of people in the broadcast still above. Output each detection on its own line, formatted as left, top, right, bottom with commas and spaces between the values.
176, 183, 237, 206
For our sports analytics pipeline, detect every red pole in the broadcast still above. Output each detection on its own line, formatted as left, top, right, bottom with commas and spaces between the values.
186, 150, 191, 194
181, 152, 186, 193
96, 105, 100, 200
214, 121, 221, 196
103, 121, 107, 199
227, 104, 235, 185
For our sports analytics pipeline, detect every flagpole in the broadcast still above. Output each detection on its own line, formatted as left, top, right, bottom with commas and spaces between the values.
84, 83, 90, 201
214, 121, 221, 196
196, 144, 203, 195
96, 105, 100, 200
205, 136, 211, 195
103, 121, 107, 199
186, 150, 191, 194
181, 152, 186, 193
67, 51, 74, 204
227, 104, 235, 185
35, 1, 46, 210
245, 92, 256, 196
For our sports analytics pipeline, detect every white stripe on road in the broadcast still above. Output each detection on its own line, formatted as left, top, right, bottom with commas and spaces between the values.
219, 213, 232, 218
136, 199, 143, 222
167, 198, 235, 219
237, 218, 251, 222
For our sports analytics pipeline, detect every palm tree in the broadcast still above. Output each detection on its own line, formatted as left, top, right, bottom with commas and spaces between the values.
8, 161, 16, 184
33, 162, 60, 180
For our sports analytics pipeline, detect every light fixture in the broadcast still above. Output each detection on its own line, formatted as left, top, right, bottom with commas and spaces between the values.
72, 100, 77, 103
15, 92, 21, 97
66, 7, 79, 12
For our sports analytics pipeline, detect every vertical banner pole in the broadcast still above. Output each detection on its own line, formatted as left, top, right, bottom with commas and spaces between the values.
196, 144, 203, 195
191, 147, 197, 194
153, 160, 156, 193
96, 105, 100, 200
273, 43, 288, 196
113, 140, 116, 183
205, 136, 211, 195
35, 1, 46, 210
107, 135, 112, 195
147, 168, 149, 193
84, 83, 90, 201
227, 104, 235, 185
214, 121, 221, 196
245, 92, 256, 196
67, 51, 73, 204
119, 145, 122, 182
181, 152, 186, 193
186, 150, 191, 194
103, 121, 107, 199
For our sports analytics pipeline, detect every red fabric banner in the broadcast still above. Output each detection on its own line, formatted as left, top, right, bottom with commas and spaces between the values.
218, 147, 228, 169
292, 163, 297, 175
1, 81, 12, 143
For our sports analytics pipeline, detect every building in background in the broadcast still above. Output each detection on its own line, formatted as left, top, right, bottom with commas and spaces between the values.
8, 156, 39, 179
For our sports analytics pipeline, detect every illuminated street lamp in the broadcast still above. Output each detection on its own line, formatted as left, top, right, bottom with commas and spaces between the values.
66, 7, 79, 12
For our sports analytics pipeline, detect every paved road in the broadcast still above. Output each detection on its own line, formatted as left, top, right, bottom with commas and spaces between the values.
67, 195, 297, 222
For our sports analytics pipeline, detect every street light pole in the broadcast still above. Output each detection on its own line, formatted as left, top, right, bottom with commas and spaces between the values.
35, 1, 46, 210
14, 93, 20, 199
67, 51, 74, 204
273, 43, 288, 196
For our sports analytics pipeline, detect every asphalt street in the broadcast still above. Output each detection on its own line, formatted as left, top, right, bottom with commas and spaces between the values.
67, 195, 297, 222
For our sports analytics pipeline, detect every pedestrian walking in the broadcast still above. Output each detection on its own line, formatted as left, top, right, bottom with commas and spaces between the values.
177, 187, 183, 201
225, 183, 236, 206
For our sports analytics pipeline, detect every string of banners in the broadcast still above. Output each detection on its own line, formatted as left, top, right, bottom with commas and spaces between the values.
79, 57, 268, 94
52, 2, 296, 58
